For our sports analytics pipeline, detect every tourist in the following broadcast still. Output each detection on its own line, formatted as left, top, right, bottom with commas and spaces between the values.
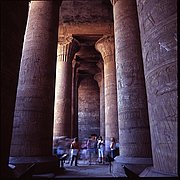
97, 136, 105, 163
86, 135, 97, 165
110, 137, 116, 159
70, 137, 80, 166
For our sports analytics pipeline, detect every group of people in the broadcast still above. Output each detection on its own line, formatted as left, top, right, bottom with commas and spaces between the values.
97, 136, 117, 164
69, 135, 117, 166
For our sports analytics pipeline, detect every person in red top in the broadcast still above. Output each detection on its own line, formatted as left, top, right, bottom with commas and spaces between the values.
70, 137, 80, 166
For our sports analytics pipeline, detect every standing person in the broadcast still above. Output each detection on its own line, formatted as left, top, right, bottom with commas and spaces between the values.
70, 137, 80, 166
110, 137, 116, 159
94, 135, 98, 155
56, 144, 65, 158
97, 136, 105, 164
86, 135, 97, 165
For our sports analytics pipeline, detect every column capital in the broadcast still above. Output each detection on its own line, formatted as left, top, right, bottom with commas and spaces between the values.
110, 0, 118, 6
94, 72, 102, 88
72, 58, 77, 68
57, 35, 80, 62
96, 60, 104, 71
95, 34, 114, 60
72, 58, 80, 69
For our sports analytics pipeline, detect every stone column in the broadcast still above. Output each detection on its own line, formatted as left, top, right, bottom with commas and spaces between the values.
136, 0, 177, 176
95, 35, 119, 151
71, 59, 80, 138
94, 70, 105, 139
1, 2, 28, 178
10, 1, 61, 172
53, 36, 80, 138
111, 0, 152, 176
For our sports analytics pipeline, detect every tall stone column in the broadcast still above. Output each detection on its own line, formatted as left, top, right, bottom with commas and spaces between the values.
53, 36, 80, 138
111, 0, 152, 176
71, 59, 80, 138
10, 1, 61, 171
136, 0, 177, 176
94, 69, 105, 139
1, 2, 28, 178
95, 35, 119, 151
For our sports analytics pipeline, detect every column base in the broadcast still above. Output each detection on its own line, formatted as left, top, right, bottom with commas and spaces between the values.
111, 156, 153, 177
9, 156, 59, 176
139, 166, 178, 177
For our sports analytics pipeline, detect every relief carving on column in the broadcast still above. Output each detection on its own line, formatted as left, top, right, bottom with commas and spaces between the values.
95, 34, 115, 64
54, 36, 80, 137
57, 35, 80, 63
143, 24, 177, 75
136, 0, 177, 174
146, 63, 177, 98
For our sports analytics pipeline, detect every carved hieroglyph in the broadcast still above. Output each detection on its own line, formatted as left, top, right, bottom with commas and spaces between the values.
10, 1, 60, 157
136, 0, 177, 174
113, 0, 152, 158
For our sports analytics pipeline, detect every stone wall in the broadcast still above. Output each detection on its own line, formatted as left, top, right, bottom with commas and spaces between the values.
60, 0, 113, 23
78, 76, 100, 141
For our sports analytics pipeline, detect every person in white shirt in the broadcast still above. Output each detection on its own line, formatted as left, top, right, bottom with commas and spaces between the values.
97, 136, 105, 163
70, 137, 80, 166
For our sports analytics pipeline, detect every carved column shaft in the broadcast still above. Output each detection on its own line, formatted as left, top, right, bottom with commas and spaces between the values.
71, 60, 80, 138
53, 37, 80, 138
136, 0, 177, 175
95, 35, 119, 151
10, 1, 61, 164
94, 72, 105, 139
113, 0, 152, 158
1, 2, 28, 177
110, 0, 153, 176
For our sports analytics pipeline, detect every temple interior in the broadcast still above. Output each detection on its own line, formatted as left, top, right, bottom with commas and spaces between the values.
1, 0, 177, 178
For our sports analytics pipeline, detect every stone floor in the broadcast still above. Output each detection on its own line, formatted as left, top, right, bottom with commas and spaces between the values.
33, 159, 114, 179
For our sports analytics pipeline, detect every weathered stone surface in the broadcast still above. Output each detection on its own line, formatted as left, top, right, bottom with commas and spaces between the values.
136, 0, 177, 175
78, 76, 100, 141
10, 1, 60, 158
1, 0, 177, 177
112, 0, 152, 176
71, 60, 80, 138
95, 35, 119, 151
113, 0, 152, 157
59, 23, 114, 38
94, 70, 105, 140
60, 0, 113, 23
53, 36, 80, 138
1, 1, 29, 177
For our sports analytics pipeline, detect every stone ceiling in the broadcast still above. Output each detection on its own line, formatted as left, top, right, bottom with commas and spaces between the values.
58, 0, 114, 79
